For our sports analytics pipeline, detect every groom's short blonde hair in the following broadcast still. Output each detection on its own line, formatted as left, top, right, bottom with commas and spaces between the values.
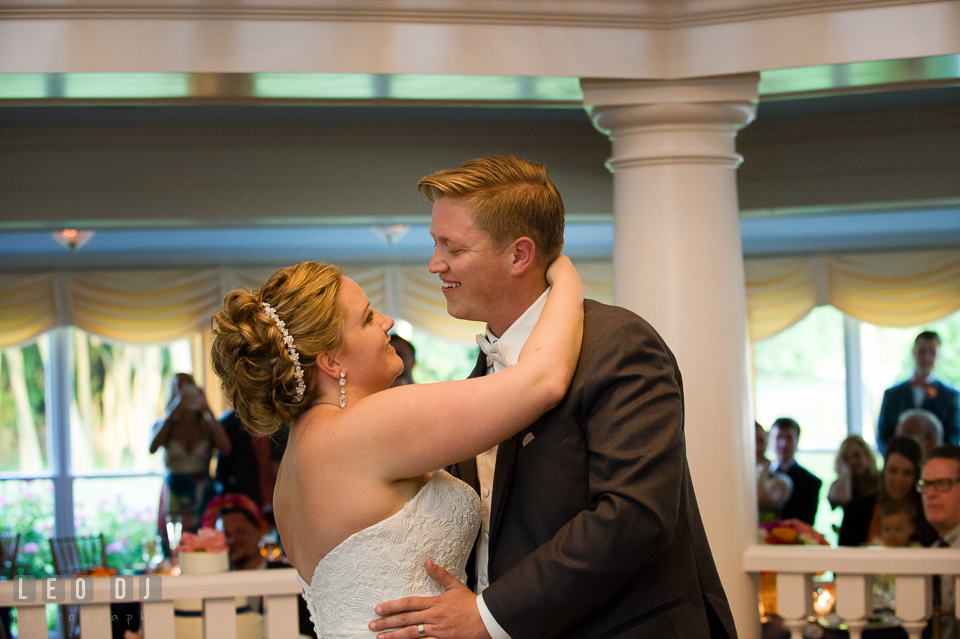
418, 156, 565, 265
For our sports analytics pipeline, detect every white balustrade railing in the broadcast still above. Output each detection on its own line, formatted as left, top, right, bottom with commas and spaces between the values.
744, 545, 960, 639
0, 567, 306, 639
5, 548, 958, 639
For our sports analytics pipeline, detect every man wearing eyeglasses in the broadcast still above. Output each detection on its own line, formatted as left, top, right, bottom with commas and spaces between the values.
919, 445, 960, 639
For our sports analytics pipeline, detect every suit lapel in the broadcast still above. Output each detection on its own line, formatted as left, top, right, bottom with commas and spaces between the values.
451, 351, 489, 496
466, 347, 523, 556
898, 382, 916, 408
489, 430, 520, 542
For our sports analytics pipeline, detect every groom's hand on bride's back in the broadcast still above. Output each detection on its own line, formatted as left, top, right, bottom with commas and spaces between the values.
369, 559, 492, 639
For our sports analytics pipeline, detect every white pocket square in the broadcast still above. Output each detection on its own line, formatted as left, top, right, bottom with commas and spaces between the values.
522, 433, 535, 447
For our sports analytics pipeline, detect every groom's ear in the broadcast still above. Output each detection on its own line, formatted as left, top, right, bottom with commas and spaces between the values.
315, 352, 340, 379
508, 237, 537, 276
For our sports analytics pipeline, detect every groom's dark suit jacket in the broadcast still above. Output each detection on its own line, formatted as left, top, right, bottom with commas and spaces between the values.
450, 300, 737, 639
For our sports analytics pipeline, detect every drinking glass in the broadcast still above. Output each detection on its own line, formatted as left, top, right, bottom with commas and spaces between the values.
164, 514, 183, 563
141, 535, 163, 570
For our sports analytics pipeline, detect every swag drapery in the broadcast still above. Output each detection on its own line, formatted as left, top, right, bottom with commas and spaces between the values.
2, 249, 958, 351
744, 250, 960, 342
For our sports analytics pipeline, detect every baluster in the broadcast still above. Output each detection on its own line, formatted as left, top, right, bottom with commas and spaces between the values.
835, 574, 871, 639
954, 575, 959, 619
142, 599, 176, 638
78, 602, 112, 639
263, 594, 300, 639
895, 575, 931, 639
14, 603, 48, 639
777, 572, 813, 638
204, 597, 238, 639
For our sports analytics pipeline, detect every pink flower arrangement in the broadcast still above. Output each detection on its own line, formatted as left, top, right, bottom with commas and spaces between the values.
759, 518, 828, 546
176, 527, 228, 553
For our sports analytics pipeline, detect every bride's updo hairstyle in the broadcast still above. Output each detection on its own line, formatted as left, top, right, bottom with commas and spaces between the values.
211, 262, 343, 435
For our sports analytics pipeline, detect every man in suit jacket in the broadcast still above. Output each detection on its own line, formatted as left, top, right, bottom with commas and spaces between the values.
771, 418, 822, 526
371, 156, 736, 638
878, 331, 960, 455
919, 446, 960, 639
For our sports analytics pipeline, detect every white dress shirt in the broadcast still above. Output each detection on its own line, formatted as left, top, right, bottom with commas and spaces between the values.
913, 373, 938, 407
474, 287, 550, 639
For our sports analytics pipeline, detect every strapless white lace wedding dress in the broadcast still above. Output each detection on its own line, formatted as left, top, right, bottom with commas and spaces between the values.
298, 470, 481, 639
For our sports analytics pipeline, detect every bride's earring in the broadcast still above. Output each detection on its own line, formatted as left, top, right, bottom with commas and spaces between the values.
339, 371, 346, 408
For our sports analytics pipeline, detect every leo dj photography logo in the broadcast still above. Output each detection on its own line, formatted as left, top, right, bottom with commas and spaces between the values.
9, 575, 162, 603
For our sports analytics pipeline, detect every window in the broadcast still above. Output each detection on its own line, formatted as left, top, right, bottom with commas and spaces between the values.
753, 305, 960, 544
1, 327, 198, 581
0, 338, 48, 473
753, 306, 847, 542
69, 328, 193, 474
754, 305, 847, 452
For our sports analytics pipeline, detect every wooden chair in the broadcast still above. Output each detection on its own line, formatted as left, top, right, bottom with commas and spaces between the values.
0, 531, 18, 580
49, 533, 108, 577
0, 532, 19, 639
49, 534, 109, 639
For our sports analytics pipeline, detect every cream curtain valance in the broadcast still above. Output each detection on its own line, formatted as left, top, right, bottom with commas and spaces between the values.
0, 263, 614, 350
1, 252, 957, 350
745, 250, 960, 342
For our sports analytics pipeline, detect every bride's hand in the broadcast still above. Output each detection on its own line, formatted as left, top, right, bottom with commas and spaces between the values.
545, 255, 585, 301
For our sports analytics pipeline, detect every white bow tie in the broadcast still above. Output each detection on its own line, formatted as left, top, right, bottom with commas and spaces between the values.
476, 334, 509, 369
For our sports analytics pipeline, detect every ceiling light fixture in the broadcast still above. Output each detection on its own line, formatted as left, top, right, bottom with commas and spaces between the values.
52, 229, 95, 252
369, 225, 410, 246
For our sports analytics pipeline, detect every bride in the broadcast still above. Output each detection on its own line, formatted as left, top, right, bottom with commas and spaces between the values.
210, 256, 583, 639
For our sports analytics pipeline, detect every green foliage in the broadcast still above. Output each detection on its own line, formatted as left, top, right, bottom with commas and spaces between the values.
74, 477, 163, 573
0, 480, 55, 578
0, 343, 47, 472
754, 306, 846, 380
406, 328, 480, 383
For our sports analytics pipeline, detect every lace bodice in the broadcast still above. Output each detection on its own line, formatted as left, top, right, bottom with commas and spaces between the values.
298, 470, 480, 639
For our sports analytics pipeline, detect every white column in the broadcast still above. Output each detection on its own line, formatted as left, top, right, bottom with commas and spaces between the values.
582, 74, 760, 639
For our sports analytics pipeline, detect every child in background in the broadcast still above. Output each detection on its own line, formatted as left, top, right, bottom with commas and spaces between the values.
872, 500, 921, 620
878, 500, 918, 549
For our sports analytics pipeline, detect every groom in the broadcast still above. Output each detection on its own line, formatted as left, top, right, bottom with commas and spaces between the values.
371, 156, 737, 638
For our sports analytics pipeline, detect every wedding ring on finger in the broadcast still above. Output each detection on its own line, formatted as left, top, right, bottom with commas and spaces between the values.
417, 623, 426, 638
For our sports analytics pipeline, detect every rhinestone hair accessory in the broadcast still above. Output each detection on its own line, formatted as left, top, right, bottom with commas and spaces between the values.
261, 302, 305, 403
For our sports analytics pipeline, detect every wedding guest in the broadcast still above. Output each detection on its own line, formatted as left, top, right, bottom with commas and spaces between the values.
877, 500, 919, 548
215, 408, 263, 506
828, 435, 881, 510
388, 335, 416, 387
150, 374, 232, 556
757, 422, 793, 520
878, 331, 959, 454
895, 408, 944, 459
867, 500, 920, 629
205, 494, 318, 639
838, 435, 937, 547
919, 445, 960, 639
772, 417, 822, 525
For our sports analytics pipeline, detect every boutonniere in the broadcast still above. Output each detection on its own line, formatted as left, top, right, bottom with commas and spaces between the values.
925, 384, 938, 400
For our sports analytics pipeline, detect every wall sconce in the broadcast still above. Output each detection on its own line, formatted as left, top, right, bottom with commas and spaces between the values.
51, 229, 95, 252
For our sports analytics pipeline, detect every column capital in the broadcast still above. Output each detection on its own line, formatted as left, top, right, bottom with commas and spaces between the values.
581, 74, 760, 170
580, 73, 760, 110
